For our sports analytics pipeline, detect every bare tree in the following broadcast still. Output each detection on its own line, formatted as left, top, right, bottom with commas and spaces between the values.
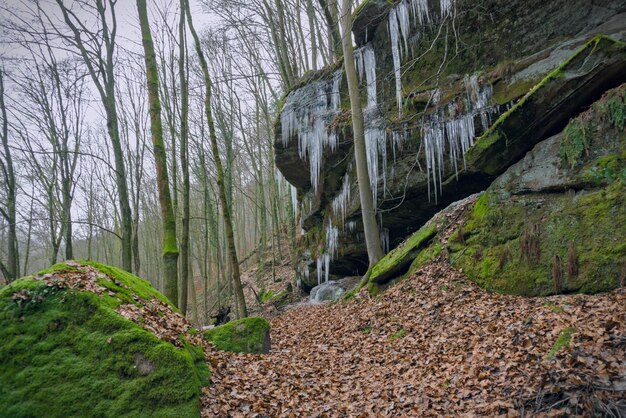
185, 0, 248, 319
53, 0, 134, 271
0, 67, 19, 281
136, 0, 179, 306
339, 0, 383, 267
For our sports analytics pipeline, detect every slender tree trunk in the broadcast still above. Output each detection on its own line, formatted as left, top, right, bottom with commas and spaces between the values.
339, 0, 384, 268
55, 0, 134, 272
63, 180, 73, 260
0, 69, 18, 281
306, 0, 318, 70
136, 0, 179, 305
185, 1, 248, 319
178, 0, 191, 315
319, 0, 343, 60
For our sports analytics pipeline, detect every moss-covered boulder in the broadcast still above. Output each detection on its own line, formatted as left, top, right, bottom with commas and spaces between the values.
450, 84, 626, 296
370, 83, 626, 296
0, 261, 209, 418
204, 317, 271, 354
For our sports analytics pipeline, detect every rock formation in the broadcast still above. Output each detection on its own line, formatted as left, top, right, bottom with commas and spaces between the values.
274, 0, 626, 291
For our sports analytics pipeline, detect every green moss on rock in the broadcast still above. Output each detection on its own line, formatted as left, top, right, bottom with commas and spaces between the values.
466, 35, 626, 176
204, 317, 271, 354
451, 182, 625, 296
369, 224, 437, 284
0, 263, 209, 418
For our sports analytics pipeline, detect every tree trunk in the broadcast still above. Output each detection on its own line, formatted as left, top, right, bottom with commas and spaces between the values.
0, 69, 18, 281
339, 0, 384, 268
319, 0, 343, 60
185, 0, 248, 319
178, 0, 191, 315
136, 0, 179, 305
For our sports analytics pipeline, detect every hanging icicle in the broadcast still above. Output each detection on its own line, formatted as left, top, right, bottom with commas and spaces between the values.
422, 75, 497, 202
355, 44, 378, 109
280, 70, 343, 192
331, 172, 352, 226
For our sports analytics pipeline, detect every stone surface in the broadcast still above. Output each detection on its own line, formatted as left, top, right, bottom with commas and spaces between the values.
374, 84, 625, 296
276, 0, 626, 288
204, 317, 272, 354
310, 281, 345, 303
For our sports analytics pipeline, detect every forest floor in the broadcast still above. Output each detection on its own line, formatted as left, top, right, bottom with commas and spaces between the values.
200, 257, 626, 417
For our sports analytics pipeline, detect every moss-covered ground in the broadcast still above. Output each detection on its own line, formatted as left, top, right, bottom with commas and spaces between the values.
0, 262, 209, 418
204, 317, 270, 354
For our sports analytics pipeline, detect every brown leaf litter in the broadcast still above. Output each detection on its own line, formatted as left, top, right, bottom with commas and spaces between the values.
202, 259, 626, 417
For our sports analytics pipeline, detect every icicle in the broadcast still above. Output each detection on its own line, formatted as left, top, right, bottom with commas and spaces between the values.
316, 257, 323, 286
410, 0, 430, 25
280, 70, 343, 192
364, 124, 386, 205
331, 173, 352, 226
389, 8, 403, 115
355, 43, 377, 109
290, 185, 298, 212
422, 74, 496, 201
439, 0, 453, 16
380, 228, 390, 254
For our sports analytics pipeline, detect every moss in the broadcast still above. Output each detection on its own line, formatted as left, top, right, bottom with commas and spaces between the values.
559, 119, 589, 168
362, 325, 373, 334
259, 289, 276, 303
390, 328, 406, 341
543, 302, 565, 314
369, 224, 437, 283
0, 263, 208, 418
547, 327, 575, 359
492, 77, 539, 105
466, 35, 626, 175
452, 182, 626, 296
582, 153, 626, 185
204, 317, 270, 354
408, 243, 444, 274
367, 280, 381, 297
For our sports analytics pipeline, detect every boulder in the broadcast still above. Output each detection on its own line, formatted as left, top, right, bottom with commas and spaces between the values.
367, 83, 626, 296
204, 317, 271, 354
0, 261, 209, 418
310, 281, 345, 303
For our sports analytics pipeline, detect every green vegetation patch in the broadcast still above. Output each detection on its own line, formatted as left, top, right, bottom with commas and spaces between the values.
390, 328, 406, 341
547, 327, 575, 359
204, 317, 271, 354
450, 182, 625, 296
0, 263, 209, 418
369, 224, 437, 284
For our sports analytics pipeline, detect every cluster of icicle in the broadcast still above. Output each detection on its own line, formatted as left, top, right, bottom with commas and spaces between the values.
389, 0, 456, 115
423, 75, 499, 201
316, 220, 340, 285
354, 43, 407, 205
280, 70, 342, 192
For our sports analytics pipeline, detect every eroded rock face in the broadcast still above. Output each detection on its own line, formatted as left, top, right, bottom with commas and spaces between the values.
370, 84, 625, 296
275, 0, 626, 289
450, 85, 626, 295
